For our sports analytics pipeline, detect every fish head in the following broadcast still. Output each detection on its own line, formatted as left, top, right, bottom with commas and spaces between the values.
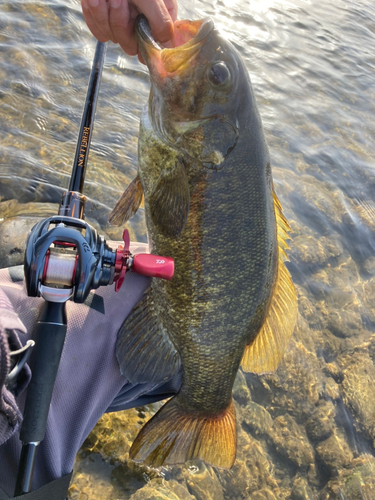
137, 15, 251, 168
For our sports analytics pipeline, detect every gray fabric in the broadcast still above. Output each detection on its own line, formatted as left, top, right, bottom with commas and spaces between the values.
0, 487, 10, 499
0, 472, 73, 500
107, 373, 182, 412
0, 242, 181, 497
0, 289, 27, 447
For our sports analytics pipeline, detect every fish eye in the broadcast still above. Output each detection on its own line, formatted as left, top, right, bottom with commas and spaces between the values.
207, 62, 231, 88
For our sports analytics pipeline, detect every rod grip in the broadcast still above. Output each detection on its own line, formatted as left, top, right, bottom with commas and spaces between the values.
20, 304, 67, 444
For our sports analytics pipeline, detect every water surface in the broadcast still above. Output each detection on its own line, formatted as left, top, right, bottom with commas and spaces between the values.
0, 0, 375, 498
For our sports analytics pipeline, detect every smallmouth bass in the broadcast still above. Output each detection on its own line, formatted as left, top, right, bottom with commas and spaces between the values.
110, 15, 297, 469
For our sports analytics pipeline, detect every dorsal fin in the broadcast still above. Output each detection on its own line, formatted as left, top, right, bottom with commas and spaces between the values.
241, 190, 297, 373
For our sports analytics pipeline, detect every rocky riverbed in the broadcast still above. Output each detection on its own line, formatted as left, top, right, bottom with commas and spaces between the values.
1, 0, 375, 498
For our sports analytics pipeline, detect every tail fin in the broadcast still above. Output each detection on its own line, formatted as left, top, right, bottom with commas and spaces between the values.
129, 397, 237, 469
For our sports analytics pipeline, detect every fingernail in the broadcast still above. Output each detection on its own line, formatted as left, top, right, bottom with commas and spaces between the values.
109, 0, 121, 8
88, 0, 99, 7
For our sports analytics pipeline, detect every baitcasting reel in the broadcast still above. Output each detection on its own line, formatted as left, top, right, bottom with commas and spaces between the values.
24, 215, 174, 304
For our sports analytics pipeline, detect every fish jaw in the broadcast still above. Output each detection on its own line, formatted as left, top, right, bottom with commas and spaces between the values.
136, 15, 242, 167
136, 15, 214, 78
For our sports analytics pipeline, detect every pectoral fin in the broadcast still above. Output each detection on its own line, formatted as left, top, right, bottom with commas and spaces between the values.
109, 175, 144, 226
116, 287, 181, 384
241, 190, 298, 373
149, 159, 190, 238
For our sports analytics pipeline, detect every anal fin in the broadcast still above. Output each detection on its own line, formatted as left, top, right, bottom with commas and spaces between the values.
130, 397, 237, 469
109, 175, 144, 226
241, 189, 298, 373
116, 287, 181, 384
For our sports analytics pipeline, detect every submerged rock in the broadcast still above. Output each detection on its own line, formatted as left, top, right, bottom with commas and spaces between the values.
242, 401, 273, 438
129, 479, 194, 500
0, 216, 41, 268
340, 349, 375, 447
250, 490, 278, 500
232, 370, 252, 407
320, 454, 375, 499
216, 432, 280, 498
291, 475, 315, 500
185, 464, 224, 500
0, 199, 57, 267
305, 400, 336, 442
315, 431, 353, 476
271, 414, 315, 470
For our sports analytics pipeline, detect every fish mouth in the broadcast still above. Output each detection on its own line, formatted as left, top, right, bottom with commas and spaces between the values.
136, 15, 214, 74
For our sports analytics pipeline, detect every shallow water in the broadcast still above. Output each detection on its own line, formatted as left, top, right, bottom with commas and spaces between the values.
1, 0, 375, 498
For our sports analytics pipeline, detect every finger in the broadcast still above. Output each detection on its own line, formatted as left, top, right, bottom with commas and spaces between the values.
132, 0, 174, 44
109, 0, 139, 56
86, 0, 118, 43
138, 52, 145, 65
81, 0, 110, 42
160, 0, 178, 48
164, 0, 178, 22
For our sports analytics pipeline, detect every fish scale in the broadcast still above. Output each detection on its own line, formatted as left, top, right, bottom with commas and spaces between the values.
110, 15, 297, 469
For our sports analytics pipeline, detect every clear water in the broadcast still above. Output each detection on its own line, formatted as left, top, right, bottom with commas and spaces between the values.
1, 0, 375, 498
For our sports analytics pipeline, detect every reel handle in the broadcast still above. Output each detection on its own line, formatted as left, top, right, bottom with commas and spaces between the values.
113, 229, 174, 291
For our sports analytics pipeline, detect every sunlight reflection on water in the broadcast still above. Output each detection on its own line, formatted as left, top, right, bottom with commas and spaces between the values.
0, 0, 375, 498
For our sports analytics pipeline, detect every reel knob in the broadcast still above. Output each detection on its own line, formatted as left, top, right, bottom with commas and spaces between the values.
114, 229, 130, 292
132, 254, 174, 280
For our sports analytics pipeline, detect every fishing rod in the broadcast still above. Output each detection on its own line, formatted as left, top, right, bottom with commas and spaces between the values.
14, 40, 174, 497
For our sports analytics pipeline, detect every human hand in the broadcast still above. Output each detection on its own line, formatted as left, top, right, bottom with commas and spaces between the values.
81, 0, 178, 61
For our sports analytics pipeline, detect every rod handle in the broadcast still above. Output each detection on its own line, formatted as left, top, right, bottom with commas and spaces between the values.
20, 303, 67, 444
14, 443, 38, 496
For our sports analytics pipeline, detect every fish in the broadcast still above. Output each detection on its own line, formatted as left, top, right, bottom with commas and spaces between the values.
110, 15, 298, 469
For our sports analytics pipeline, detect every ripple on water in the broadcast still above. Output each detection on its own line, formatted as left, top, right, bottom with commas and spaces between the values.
1, 0, 375, 499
